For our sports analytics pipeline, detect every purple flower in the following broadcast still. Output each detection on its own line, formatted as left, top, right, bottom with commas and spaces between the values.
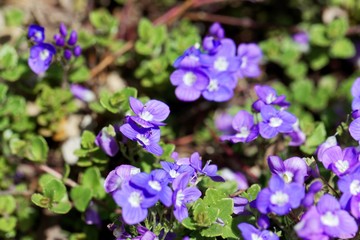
112, 183, 157, 225
256, 175, 304, 215
95, 125, 119, 157
130, 169, 173, 207
28, 24, 45, 43
70, 84, 96, 102
201, 71, 237, 102
238, 223, 279, 240
189, 152, 224, 182
64, 49, 72, 60
349, 117, 360, 142
73, 45, 82, 57
301, 180, 323, 208
317, 136, 337, 162
295, 194, 358, 239
293, 31, 309, 52
128, 97, 170, 128
68, 30, 78, 45
252, 85, 289, 112
220, 110, 259, 143
319, 146, 358, 176
284, 120, 306, 146
85, 202, 101, 227
338, 166, 360, 218
54, 33, 65, 46
173, 46, 202, 69
160, 161, 194, 182
59, 23, 67, 37
104, 164, 140, 193
209, 22, 225, 39
28, 43, 56, 75
268, 156, 308, 184
170, 69, 209, 101
233, 197, 248, 215
236, 43, 263, 79
259, 105, 297, 139
200, 38, 240, 73
219, 168, 249, 190
351, 77, 360, 110
133, 226, 157, 240
257, 214, 270, 229
120, 119, 163, 156
172, 173, 201, 222
202, 36, 221, 54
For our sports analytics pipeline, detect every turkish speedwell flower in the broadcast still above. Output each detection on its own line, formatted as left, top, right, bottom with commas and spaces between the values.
268, 155, 308, 184
95, 125, 119, 157
28, 24, 45, 43
28, 43, 56, 75
238, 223, 279, 240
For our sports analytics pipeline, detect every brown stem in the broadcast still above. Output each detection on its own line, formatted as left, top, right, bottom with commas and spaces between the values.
38, 164, 78, 188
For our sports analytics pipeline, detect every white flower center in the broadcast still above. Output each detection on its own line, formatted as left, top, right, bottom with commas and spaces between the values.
169, 169, 179, 178
214, 57, 229, 71
350, 180, 360, 195
183, 72, 197, 86
235, 127, 250, 139
320, 211, 339, 227
40, 49, 50, 61
207, 79, 219, 92
130, 168, 141, 175
128, 191, 142, 207
136, 134, 150, 146
269, 117, 283, 128
281, 171, 294, 183
270, 191, 289, 206
240, 56, 248, 68
251, 233, 263, 240
35, 31, 42, 40
148, 180, 162, 191
139, 111, 154, 121
176, 190, 185, 207
266, 93, 276, 104
335, 160, 349, 173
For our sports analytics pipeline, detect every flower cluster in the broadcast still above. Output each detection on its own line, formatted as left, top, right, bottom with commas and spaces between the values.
119, 97, 170, 156
104, 152, 223, 228
170, 22, 262, 102
219, 84, 305, 145
27, 23, 81, 75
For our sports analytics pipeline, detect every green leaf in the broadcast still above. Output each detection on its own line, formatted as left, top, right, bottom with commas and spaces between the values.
327, 17, 348, 39
81, 130, 96, 149
89, 8, 118, 35
9, 138, 27, 157
0, 64, 27, 82
309, 51, 329, 70
291, 79, 314, 105
138, 18, 153, 40
182, 217, 197, 230
0, 216, 17, 232
0, 45, 18, 69
69, 66, 91, 83
241, 184, 261, 202
70, 186, 92, 212
82, 167, 106, 199
300, 122, 326, 154
4, 8, 24, 26
285, 62, 307, 80
50, 201, 72, 214
309, 24, 330, 47
193, 199, 219, 227
0, 83, 8, 102
43, 179, 67, 202
39, 174, 58, 190
330, 38, 355, 59
135, 41, 153, 55
0, 195, 16, 214
27, 135, 49, 162
31, 193, 50, 208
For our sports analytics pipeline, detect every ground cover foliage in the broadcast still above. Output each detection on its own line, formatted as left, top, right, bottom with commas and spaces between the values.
2, 0, 360, 239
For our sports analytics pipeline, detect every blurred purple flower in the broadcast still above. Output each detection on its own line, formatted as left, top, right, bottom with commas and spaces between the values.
338, 166, 360, 218
317, 136, 337, 162
67, 30, 78, 45
85, 202, 101, 227
236, 43, 263, 79
256, 175, 304, 215
54, 33, 65, 47
238, 223, 279, 240
220, 110, 259, 143
70, 84, 96, 102
173, 46, 202, 69
160, 161, 195, 182
259, 105, 297, 139
219, 168, 248, 190
95, 125, 119, 157
233, 197, 248, 215
28, 24, 45, 43
293, 31, 310, 52
59, 23, 67, 37
301, 180, 323, 208
73, 45, 82, 57
284, 120, 306, 146
209, 22, 225, 39
202, 71, 237, 102
133, 226, 157, 240
28, 43, 56, 75
189, 152, 224, 182
349, 117, 360, 143
214, 111, 235, 135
